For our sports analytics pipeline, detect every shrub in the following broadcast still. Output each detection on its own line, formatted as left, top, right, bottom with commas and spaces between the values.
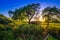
14, 24, 43, 40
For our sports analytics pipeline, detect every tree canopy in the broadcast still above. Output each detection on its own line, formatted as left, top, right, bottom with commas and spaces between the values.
8, 3, 40, 22
42, 6, 60, 23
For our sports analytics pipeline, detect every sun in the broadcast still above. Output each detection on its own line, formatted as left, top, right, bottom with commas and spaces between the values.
39, 16, 45, 22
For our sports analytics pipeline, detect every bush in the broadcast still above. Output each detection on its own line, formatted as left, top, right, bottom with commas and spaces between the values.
48, 36, 58, 40
0, 26, 14, 40
48, 27, 60, 40
14, 24, 43, 40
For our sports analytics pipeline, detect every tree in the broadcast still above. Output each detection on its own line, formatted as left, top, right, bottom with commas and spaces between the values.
42, 6, 60, 27
42, 6, 60, 40
8, 3, 40, 23
42, 7, 51, 27
25, 3, 40, 23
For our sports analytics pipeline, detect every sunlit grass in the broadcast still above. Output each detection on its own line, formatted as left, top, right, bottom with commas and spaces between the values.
40, 22, 60, 30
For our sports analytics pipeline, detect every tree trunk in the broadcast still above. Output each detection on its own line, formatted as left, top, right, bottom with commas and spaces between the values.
47, 21, 49, 28
29, 19, 31, 24
28, 14, 35, 24
46, 14, 50, 29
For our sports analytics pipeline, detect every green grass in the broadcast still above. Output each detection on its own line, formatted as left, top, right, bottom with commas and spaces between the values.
41, 23, 60, 30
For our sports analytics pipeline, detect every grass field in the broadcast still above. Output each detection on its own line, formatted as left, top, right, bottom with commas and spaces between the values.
41, 23, 60, 30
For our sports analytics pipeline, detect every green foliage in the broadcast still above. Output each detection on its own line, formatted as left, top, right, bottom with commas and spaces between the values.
8, 3, 40, 22
48, 36, 58, 40
42, 6, 60, 23
14, 24, 43, 40
0, 27, 14, 40
0, 14, 13, 25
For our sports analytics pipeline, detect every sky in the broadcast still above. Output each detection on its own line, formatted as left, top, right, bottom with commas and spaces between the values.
0, 0, 60, 17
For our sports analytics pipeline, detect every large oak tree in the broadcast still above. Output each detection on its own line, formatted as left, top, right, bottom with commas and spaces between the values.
8, 3, 40, 23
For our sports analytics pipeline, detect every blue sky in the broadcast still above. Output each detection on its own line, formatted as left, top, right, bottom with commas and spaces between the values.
0, 0, 60, 17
